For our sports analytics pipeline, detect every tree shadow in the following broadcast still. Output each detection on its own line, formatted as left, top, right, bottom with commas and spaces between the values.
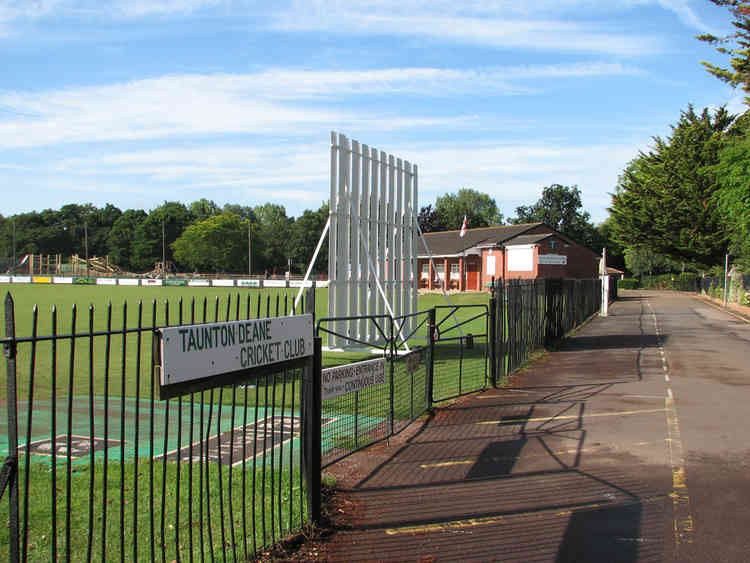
561, 334, 666, 351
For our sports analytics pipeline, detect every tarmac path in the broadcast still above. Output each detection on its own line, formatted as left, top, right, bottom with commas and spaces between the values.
315, 290, 750, 562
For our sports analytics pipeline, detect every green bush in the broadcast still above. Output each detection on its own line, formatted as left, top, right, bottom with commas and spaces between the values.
618, 278, 639, 289
640, 273, 700, 291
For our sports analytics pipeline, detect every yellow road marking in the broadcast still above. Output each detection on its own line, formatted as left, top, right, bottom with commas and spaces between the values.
665, 395, 694, 549
418, 442, 660, 469
384, 497, 663, 535
476, 408, 666, 425
419, 460, 474, 468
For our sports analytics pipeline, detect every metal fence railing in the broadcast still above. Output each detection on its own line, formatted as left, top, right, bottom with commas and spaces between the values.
1, 277, 613, 559
0, 290, 314, 562
493, 278, 603, 378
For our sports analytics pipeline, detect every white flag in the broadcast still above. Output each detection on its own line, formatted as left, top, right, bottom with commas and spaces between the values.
460, 216, 467, 238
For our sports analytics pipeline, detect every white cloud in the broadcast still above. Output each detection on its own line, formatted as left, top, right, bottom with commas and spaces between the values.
641, 0, 712, 32
0, 64, 636, 148
0, 0, 225, 21
272, 12, 661, 56
35, 138, 638, 222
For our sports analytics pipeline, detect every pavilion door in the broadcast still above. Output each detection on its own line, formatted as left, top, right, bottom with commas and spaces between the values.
466, 259, 480, 290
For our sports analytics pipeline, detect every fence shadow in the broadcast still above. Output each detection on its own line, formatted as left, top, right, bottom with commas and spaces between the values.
329, 376, 661, 562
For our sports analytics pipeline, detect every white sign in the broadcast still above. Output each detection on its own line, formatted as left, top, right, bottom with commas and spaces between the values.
12, 276, 31, 283
507, 246, 533, 272
96, 278, 117, 285
188, 279, 210, 287
538, 254, 567, 265
289, 280, 314, 288
0, 275, 10, 283
321, 358, 386, 400
212, 279, 234, 287
237, 279, 261, 288
118, 278, 140, 286
53, 276, 73, 284
486, 255, 496, 276
159, 314, 313, 386
263, 279, 287, 288
143, 279, 163, 286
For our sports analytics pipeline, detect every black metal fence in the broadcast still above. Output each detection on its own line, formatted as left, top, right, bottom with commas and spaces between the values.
1, 290, 314, 562
2, 278, 611, 560
639, 273, 749, 302
493, 278, 604, 377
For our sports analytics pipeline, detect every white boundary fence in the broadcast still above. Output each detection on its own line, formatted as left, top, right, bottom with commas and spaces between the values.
328, 132, 418, 347
0, 276, 327, 288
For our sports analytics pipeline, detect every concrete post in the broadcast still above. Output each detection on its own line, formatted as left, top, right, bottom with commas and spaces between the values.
600, 274, 609, 317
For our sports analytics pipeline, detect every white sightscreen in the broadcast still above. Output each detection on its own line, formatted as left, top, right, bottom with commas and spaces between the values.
328, 132, 418, 348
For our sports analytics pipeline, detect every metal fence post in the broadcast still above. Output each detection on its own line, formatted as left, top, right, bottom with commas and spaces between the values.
389, 316, 395, 435
426, 308, 436, 406
488, 291, 497, 388
303, 337, 322, 525
2, 293, 20, 563
305, 285, 316, 324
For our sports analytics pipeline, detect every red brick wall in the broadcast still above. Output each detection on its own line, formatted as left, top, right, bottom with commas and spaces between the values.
536, 237, 599, 279
480, 248, 504, 288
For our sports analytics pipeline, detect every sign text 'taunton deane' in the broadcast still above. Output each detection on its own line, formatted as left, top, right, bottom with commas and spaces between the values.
159, 314, 313, 386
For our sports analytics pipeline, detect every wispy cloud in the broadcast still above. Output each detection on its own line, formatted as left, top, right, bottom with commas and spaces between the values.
0, 64, 636, 148
36, 138, 638, 222
272, 11, 662, 56
0, 0, 226, 21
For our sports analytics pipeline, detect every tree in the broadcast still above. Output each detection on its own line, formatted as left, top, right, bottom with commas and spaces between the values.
698, 0, 750, 104
86, 204, 122, 257
108, 209, 147, 270
418, 204, 443, 233
288, 203, 329, 274
173, 213, 250, 273
433, 189, 503, 232
711, 126, 750, 268
189, 199, 220, 223
222, 204, 257, 221
596, 217, 626, 270
253, 203, 293, 274
510, 184, 601, 248
624, 247, 682, 277
610, 106, 733, 269
131, 202, 192, 271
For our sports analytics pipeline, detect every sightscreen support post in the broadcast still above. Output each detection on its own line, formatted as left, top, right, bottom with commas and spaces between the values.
303, 337, 322, 525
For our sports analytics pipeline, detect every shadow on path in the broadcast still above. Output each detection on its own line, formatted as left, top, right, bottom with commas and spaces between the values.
319, 298, 667, 562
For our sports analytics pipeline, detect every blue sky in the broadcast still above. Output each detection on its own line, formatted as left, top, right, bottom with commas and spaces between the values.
0, 0, 743, 225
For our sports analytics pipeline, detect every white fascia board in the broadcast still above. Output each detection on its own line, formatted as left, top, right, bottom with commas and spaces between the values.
503, 243, 537, 249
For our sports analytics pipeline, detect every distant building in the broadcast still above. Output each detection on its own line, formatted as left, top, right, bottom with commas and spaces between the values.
417, 222, 600, 291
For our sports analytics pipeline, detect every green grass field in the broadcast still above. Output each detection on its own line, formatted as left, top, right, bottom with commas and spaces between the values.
1, 283, 491, 400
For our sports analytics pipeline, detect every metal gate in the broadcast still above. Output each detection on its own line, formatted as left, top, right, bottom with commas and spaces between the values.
430, 304, 491, 403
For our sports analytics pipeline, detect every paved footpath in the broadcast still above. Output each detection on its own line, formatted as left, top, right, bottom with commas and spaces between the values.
313, 291, 750, 562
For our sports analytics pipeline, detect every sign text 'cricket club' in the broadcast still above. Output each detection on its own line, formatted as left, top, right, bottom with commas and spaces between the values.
159, 314, 313, 386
